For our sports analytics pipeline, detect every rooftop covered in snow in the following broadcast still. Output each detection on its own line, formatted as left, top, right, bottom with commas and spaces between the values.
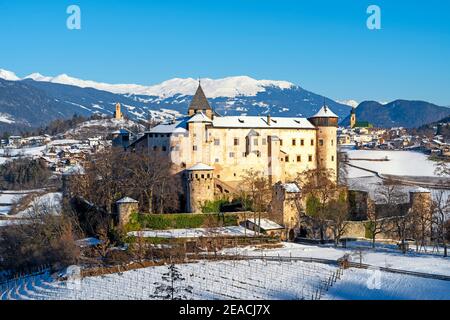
187, 163, 214, 171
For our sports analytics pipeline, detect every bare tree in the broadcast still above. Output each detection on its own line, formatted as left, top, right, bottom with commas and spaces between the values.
432, 190, 449, 257
0, 200, 80, 272
326, 191, 350, 247
240, 169, 272, 236
297, 168, 337, 244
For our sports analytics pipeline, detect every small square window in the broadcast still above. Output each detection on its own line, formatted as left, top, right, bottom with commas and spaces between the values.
214, 139, 220, 146
234, 138, 239, 146
229, 152, 235, 158
308, 155, 313, 162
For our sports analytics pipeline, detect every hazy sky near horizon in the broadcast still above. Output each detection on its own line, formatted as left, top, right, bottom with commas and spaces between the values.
0, 0, 449, 105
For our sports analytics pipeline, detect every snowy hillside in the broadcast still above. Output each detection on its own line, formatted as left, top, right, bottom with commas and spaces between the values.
3, 69, 294, 99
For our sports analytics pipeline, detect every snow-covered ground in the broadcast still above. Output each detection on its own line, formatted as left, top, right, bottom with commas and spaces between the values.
0, 191, 61, 217
221, 242, 450, 276
0, 146, 46, 158
324, 268, 450, 300
346, 150, 438, 177
0, 260, 338, 300
128, 226, 256, 239
2, 246, 449, 300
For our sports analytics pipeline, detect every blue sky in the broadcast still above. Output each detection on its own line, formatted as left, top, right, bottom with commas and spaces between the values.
0, 0, 449, 105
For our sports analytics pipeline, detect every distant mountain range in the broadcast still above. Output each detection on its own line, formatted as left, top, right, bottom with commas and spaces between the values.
341, 100, 450, 128
0, 68, 448, 133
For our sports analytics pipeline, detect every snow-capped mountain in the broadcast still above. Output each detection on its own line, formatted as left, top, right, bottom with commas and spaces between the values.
20, 72, 294, 99
337, 99, 359, 108
0, 68, 353, 131
0, 69, 20, 81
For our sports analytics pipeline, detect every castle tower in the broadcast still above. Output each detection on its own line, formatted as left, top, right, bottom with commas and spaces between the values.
308, 105, 339, 181
350, 107, 356, 128
186, 163, 215, 213
188, 82, 213, 119
114, 103, 123, 120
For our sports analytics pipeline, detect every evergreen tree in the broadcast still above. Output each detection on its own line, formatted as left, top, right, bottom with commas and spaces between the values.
150, 264, 193, 300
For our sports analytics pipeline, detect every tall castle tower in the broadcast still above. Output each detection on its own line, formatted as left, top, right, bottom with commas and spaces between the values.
350, 107, 356, 128
188, 82, 214, 119
308, 105, 339, 180
186, 163, 215, 213
114, 103, 123, 120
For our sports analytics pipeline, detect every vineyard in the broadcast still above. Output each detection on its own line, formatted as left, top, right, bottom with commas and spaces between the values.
0, 258, 342, 300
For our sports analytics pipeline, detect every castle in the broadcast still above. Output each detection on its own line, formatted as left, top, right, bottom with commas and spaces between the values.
131, 83, 338, 213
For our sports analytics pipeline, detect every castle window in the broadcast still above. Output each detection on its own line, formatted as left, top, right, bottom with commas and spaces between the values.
280, 139, 283, 146
229, 152, 235, 158
193, 145, 197, 151
234, 138, 239, 146
285, 156, 289, 162
207, 174, 210, 178
262, 138, 267, 145
308, 155, 313, 162
319, 139, 324, 146
153, 146, 158, 151
217, 175, 220, 179
332, 156, 335, 161
195, 174, 199, 179
214, 139, 220, 146
201, 174, 205, 179
300, 139, 304, 146
292, 139, 296, 146
254, 139, 258, 146
331, 139, 334, 146
162, 146, 167, 152
215, 158, 219, 163
311, 139, 315, 146
297, 155, 301, 162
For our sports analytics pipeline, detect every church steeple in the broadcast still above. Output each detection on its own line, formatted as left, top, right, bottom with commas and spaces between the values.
188, 82, 213, 118
350, 106, 357, 128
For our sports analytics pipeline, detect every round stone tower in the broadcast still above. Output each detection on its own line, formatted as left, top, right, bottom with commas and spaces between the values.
308, 105, 339, 180
186, 163, 215, 213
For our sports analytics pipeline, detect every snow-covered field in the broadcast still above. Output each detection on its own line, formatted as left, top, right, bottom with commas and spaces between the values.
2, 254, 449, 300
221, 242, 450, 276
324, 268, 450, 300
0, 260, 337, 300
0, 191, 61, 217
128, 226, 256, 239
346, 150, 438, 177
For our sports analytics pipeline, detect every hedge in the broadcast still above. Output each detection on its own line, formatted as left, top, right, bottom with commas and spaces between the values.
126, 212, 239, 231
